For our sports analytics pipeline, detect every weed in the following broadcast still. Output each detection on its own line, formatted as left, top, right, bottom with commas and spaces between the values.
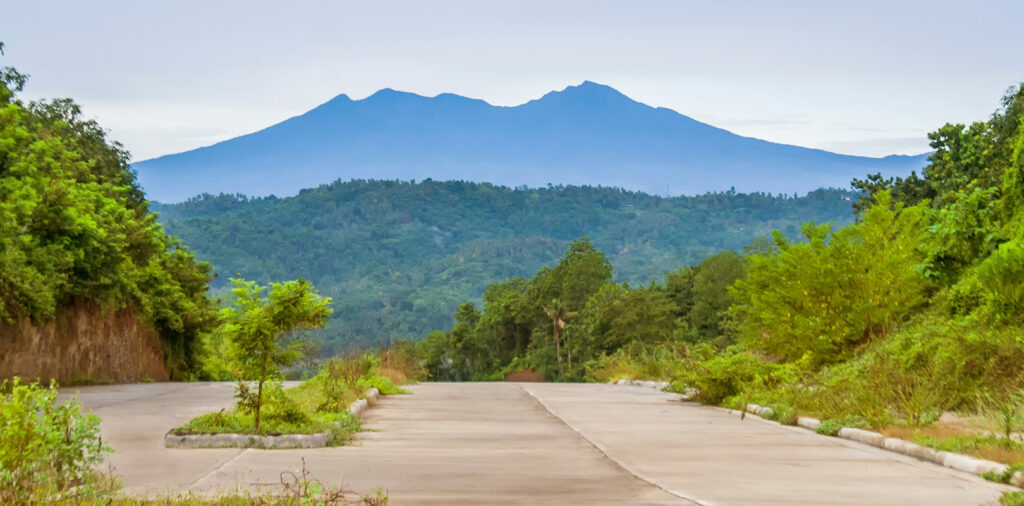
815, 416, 869, 436
1002, 490, 1024, 506
0, 378, 115, 503
279, 457, 389, 505
982, 463, 1024, 484
174, 351, 407, 440
980, 389, 1024, 441
67, 372, 114, 386
765, 404, 798, 425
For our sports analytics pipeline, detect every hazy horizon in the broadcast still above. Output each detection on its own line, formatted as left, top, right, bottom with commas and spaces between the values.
3, 0, 1023, 161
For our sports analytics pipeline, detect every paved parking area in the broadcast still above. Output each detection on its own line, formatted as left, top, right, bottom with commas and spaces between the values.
61, 382, 1011, 505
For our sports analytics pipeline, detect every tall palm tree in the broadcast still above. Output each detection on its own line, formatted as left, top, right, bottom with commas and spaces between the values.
544, 298, 577, 376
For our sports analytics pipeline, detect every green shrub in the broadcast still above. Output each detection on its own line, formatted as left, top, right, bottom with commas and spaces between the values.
173, 402, 355, 438
314, 358, 364, 411
982, 463, 1024, 484
914, 434, 1024, 454
585, 341, 686, 383
358, 376, 407, 395
730, 193, 928, 368
174, 352, 404, 440
814, 417, 868, 436
1001, 490, 1024, 506
765, 404, 798, 425
978, 239, 1024, 316
0, 378, 113, 503
681, 348, 785, 405
262, 382, 311, 425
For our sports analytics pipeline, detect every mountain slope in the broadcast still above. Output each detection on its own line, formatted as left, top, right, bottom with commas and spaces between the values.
153, 180, 859, 351
136, 82, 927, 203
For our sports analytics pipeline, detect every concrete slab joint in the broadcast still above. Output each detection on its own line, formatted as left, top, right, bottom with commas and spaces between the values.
164, 387, 381, 449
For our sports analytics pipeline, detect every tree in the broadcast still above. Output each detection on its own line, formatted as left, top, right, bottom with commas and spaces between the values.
0, 47, 217, 377
222, 278, 332, 432
544, 298, 578, 373
450, 302, 482, 380
475, 277, 530, 365
572, 283, 676, 357
551, 237, 613, 311
688, 251, 745, 343
526, 238, 612, 378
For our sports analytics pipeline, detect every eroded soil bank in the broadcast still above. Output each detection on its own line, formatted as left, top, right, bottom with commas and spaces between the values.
0, 299, 169, 383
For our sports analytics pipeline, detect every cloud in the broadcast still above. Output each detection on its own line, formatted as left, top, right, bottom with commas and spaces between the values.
820, 137, 931, 157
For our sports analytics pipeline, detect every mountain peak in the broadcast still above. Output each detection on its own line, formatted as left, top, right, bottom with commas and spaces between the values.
365, 87, 424, 101
530, 80, 635, 108
135, 82, 928, 203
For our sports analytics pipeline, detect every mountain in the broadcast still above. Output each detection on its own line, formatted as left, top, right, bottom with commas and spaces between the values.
135, 82, 927, 203
152, 180, 860, 351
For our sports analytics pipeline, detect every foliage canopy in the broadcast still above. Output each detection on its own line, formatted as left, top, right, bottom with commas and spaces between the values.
0, 47, 216, 377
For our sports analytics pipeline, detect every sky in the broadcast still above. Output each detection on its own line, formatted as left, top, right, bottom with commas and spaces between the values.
2, 0, 1023, 161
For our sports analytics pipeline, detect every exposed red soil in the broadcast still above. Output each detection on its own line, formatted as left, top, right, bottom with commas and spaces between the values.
504, 369, 545, 382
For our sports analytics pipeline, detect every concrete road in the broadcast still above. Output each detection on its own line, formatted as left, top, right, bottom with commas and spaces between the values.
61, 382, 1012, 505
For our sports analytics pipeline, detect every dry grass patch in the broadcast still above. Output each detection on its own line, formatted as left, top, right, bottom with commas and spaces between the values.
882, 423, 1024, 466
881, 424, 979, 441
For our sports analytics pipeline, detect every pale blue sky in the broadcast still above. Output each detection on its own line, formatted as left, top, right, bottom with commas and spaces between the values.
2, 0, 1022, 160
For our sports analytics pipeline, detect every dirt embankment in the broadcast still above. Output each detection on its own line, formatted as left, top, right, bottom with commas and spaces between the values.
505, 369, 544, 382
0, 299, 169, 383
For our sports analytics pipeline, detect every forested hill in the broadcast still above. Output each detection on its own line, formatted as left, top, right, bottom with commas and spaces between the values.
154, 180, 858, 352
135, 81, 926, 203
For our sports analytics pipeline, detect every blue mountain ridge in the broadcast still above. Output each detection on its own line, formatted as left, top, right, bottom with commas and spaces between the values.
135, 81, 928, 203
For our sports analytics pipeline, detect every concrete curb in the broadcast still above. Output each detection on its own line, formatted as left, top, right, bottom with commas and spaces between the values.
742, 402, 1023, 488
165, 387, 380, 449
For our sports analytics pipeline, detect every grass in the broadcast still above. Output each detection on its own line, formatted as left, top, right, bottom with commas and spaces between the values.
1003, 490, 1024, 505
912, 434, 1024, 465
880, 420, 1024, 466
67, 372, 115, 386
35, 459, 390, 505
172, 408, 357, 439
881, 424, 977, 441
586, 342, 688, 383
172, 352, 415, 442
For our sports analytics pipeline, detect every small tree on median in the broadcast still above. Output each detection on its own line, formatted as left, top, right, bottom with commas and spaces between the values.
222, 278, 332, 432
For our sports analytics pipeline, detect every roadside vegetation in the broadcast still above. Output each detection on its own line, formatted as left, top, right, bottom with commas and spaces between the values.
0, 379, 113, 504
172, 276, 420, 439
173, 352, 412, 440
0, 42, 217, 378
0, 378, 390, 504
420, 82, 1024, 481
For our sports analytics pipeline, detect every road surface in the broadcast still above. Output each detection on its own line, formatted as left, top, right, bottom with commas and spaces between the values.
60, 382, 1012, 505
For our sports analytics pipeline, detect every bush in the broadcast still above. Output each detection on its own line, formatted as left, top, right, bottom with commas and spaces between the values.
681, 347, 785, 404
1002, 490, 1024, 506
358, 376, 406, 395
175, 351, 410, 440
730, 193, 928, 368
379, 341, 427, 384
585, 341, 687, 382
0, 378, 113, 503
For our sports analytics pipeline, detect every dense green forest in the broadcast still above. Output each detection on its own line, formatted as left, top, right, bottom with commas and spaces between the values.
154, 182, 859, 352
0, 45, 217, 377
423, 82, 1024, 435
